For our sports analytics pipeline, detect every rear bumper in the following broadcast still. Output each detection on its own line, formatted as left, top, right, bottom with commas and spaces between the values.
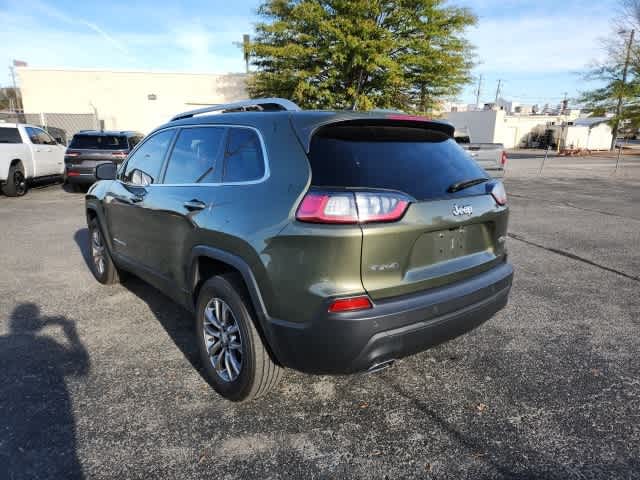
65, 173, 97, 184
266, 261, 513, 374
65, 165, 99, 184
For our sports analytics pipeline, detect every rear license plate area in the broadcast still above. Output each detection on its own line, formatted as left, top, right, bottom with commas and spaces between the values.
434, 227, 466, 261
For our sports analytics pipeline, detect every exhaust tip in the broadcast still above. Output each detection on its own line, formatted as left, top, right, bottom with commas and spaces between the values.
367, 360, 394, 374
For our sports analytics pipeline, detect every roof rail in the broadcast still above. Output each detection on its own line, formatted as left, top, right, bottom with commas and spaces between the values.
170, 98, 301, 122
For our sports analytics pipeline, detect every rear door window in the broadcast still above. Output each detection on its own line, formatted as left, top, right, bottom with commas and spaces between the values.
0, 128, 22, 143
163, 127, 226, 184
222, 128, 265, 183
308, 124, 487, 200
70, 135, 129, 150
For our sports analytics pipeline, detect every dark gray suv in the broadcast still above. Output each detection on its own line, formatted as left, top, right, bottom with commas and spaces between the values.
65, 130, 143, 191
86, 98, 513, 402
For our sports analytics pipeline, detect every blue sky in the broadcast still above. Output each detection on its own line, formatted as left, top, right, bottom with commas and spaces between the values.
0, 0, 619, 106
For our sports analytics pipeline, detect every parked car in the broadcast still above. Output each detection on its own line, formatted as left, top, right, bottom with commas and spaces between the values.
64, 130, 143, 191
455, 130, 507, 177
86, 99, 513, 402
0, 123, 65, 197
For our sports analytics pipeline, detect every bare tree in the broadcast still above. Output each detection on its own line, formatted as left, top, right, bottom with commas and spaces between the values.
579, 0, 639, 148
621, 0, 640, 28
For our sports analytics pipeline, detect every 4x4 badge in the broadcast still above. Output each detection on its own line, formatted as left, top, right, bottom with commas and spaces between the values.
452, 204, 473, 216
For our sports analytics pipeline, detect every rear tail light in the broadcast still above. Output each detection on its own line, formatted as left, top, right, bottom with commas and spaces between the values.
328, 295, 372, 313
490, 181, 507, 206
296, 191, 409, 224
501, 151, 508, 166
296, 192, 358, 224
356, 193, 409, 222
65, 150, 80, 157
67, 171, 80, 177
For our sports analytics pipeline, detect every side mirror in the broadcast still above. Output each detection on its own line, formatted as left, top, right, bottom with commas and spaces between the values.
95, 162, 117, 180
54, 136, 64, 144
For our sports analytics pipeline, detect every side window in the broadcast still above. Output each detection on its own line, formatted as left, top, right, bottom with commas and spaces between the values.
26, 127, 43, 144
222, 128, 265, 183
121, 129, 175, 185
129, 136, 142, 149
26, 127, 56, 145
163, 127, 226, 184
0, 128, 22, 144
41, 130, 57, 145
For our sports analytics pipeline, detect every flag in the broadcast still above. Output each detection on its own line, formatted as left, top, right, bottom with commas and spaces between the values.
13, 60, 27, 67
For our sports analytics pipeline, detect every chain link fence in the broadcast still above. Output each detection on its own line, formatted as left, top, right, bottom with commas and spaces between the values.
0, 111, 98, 144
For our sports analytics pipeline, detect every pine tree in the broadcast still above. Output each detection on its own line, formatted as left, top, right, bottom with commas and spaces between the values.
247, 0, 476, 112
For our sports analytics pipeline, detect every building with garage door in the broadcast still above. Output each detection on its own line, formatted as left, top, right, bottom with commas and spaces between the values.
16, 67, 247, 134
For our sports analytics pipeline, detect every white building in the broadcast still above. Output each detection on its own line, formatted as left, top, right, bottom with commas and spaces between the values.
444, 109, 613, 150
16, 67, 248, 133
551, 117, 613, 150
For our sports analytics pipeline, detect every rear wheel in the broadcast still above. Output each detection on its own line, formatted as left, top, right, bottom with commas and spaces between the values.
196, 274, 283, 402
2, 162, 27, 197
88, 218, 120, 284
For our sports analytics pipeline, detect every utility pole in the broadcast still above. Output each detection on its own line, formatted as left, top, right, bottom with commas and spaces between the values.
233, 35, 251, 74
494, 79, 502, 104
243, 34, 250, 74
9, 65, 21, 114
89, 102, 100, 130
611, 29, 635, 150
475, 74, 482, 108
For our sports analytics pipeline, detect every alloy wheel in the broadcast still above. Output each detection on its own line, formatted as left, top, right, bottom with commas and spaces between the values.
203, 298, 243, 382
14, 170, 26, 196
91, 228, 106, 276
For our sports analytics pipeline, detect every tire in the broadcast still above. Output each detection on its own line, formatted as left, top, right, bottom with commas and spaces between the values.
68, 182, 83, 193
87, 217, 121, 285
196, 273, 283, 402
2, 162, 27, 197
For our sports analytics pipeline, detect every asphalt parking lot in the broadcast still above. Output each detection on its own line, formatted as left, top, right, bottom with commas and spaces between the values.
1, 159, 639, 479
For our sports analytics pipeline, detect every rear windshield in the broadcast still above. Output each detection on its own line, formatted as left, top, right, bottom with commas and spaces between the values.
69, 134, 128, 150
308, 125, 488, 200
0, 128, 22, 144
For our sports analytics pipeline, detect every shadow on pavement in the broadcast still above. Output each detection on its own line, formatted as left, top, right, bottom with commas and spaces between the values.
0, 303, 89, 480
73, 228, 204, 380
122, 276, 204, 377
74, 228, 93, 272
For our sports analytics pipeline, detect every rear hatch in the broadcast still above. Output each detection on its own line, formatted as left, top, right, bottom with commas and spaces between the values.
65, 134, 129, 171
306, 119, 508, 300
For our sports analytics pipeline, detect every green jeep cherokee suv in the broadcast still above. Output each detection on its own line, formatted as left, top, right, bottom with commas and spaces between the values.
85, 98, 513, 402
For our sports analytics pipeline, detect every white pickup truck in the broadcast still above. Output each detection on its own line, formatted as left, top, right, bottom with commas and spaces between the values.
454, 130, 506, 178
0, 123, 66, 196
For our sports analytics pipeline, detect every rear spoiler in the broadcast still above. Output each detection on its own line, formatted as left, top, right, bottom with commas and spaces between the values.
290, 113, 455, 153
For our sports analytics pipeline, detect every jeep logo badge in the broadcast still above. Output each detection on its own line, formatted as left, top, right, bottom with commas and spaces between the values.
452, 204, 473, 216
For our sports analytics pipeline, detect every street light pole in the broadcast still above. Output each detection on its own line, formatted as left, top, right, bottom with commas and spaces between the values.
611, 28, 635, 150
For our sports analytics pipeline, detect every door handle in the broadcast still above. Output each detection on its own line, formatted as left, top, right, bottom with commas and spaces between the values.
183, 199, 206, 211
